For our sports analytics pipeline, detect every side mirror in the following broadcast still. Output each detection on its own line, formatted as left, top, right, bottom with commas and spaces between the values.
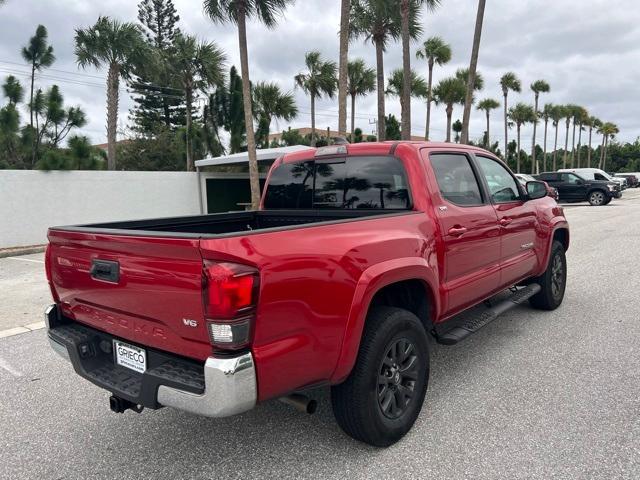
526, 181, 547, 200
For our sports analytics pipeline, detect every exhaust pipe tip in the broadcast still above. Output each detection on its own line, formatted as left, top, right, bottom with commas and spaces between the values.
279, 393, 317, 414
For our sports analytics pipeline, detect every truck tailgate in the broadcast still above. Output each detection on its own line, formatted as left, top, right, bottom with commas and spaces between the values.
47, 229, 211, 361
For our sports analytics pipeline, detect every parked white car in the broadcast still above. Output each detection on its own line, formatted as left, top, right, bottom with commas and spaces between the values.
558, 168, 626, 189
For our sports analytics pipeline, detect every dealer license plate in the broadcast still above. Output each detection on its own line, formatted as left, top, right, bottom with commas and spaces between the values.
113, 340, 147, 374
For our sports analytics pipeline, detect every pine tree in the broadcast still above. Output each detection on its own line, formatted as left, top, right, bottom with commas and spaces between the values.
129, 0, 185, 134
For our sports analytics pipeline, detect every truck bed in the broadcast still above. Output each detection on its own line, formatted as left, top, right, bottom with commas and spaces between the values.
53, 209, 401, 238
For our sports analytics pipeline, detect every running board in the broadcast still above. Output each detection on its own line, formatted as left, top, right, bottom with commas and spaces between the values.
437, 284, 542, 345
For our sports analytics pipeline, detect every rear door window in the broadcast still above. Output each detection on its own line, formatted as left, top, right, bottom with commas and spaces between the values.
429, 153, 484, 206
264, 156, 411, 209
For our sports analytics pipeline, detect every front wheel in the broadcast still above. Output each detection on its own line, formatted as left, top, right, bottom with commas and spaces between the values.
331, 307, 430, 447
529, 240, 567, 310
588, 190, 607, 206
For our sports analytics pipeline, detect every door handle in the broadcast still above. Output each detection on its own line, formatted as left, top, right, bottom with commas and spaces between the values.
499, 218, 512, 226
448, 226, 467, 237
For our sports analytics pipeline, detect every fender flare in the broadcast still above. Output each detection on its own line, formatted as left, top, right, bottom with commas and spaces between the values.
537, 220, 570, 276
329, 257, 439, 384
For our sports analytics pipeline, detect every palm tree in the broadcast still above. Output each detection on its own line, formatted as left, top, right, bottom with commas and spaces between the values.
574, 106, 588, 168
561, 105, 576, 169
500, 72, 521, 160
22, 25, 55, 132
586, 116, 601, 167
386, 68, 427, 123
253, 81, 298, 148
598, 122, 619, 170
476, 98, 499, 148
171, 33, 226, 171
508, 102, 535, 173
550, 104, 565, 171
2, 76, 24, 106
347, 59, 376, 140
540, 103, 554, 172
294, 51, 337, 146
433, 76, 466, 142
416, 36, 451, 140
350, 0, 403, 141
75, 17, 147, 170
461, 0, 486, 145
204, 0, 294, 209
399, 0, 439, 139
530, 79, 550, 173
568, 105, 586, 168
338, 0, 350, 137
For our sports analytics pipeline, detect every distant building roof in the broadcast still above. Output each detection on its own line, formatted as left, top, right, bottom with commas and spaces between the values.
195, 145, 313, 168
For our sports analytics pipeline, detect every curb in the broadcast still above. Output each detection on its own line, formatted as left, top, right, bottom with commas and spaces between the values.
0, 322, 46, 340
0, 245, 46, 259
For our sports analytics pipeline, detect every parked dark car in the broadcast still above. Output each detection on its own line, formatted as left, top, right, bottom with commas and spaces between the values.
535, 172, 621, 206
614, 173, 639, 188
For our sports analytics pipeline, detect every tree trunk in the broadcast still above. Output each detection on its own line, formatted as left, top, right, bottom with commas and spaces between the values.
350, 93, 356, 142
400, 0, 411, 140
485, 110, 490, 148
570, 118, 576, 167
445, 104, 452, 142
503, 92, 508, 160
587, 125, 593, 168
516, 124, 521, 173
375, 39, 385, 141
598, 134, 605, 169
563, 120, 570, 169
576, 123, 583, 168
237, 9, 261, 209
185, 84, 193, 171
531, 93, 539, 174
461, 0, 486, 145
337, 0, 350, 137
602, 135, 609, 171
106, 62, 120, 170
310, 94, 316, 147
553, 122, 559, 171
425, 59, 434, 140
29, 64, 36, 168
542, 118, 548, 174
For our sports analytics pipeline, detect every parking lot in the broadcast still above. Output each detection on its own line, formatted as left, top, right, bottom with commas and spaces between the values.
1, 191, 639, 480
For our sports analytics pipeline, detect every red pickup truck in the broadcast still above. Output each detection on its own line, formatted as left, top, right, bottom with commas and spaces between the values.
45, 142, 569, 446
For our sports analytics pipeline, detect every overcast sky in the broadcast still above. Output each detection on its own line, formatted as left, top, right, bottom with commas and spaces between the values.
1, 0, 638, 150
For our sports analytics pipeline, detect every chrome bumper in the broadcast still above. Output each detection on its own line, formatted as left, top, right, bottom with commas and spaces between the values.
157, 353, 257, 418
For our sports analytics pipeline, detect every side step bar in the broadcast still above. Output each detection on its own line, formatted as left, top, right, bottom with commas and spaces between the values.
437, 284, 542, 345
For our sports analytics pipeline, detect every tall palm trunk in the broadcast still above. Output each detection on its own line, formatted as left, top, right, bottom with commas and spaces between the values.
570, 119, 577, 168
29, 64, 36, 167
106, 62, 120, 170
587, 126, 593, 167
445, 104, 452, 142
484, 110, 490, 148
350, 93, 356, 142
400, 0, 411, 140
553, 122, 559, 171
516, 123, 521, 173
503, 92, 508, 160
576, 123, 583, 168
337, 0, 350, 137
237, 8, 260, 209
598, 134, 605, 169
563, 119, 570, 169
185, 84, 193, 171
425, 59, 434, 140
542, 118, 548, 173
602, 135, 610, 171
531, 93, 539, 174
461, 0, 486, 145
374, 39, 385, 141
310, 93, 316, 146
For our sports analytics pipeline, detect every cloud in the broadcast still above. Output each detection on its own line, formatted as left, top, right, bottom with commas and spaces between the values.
0, 0, 638, 149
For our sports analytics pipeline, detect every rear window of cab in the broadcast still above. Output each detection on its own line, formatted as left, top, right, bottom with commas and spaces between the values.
264, 156, 411, 210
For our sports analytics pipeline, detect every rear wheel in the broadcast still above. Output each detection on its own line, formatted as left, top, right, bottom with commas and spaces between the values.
331, 307, 429, 447
529, 240, 567, 310
588, 190, 606, 206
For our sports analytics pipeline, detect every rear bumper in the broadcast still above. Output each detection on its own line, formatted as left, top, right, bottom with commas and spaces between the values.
45, 304, 256, 418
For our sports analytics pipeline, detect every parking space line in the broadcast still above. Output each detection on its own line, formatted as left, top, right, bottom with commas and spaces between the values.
6, 257, 45, 264
0, 356, 22, 377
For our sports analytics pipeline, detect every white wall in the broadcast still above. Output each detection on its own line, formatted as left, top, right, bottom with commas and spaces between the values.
0, 170, 203, 249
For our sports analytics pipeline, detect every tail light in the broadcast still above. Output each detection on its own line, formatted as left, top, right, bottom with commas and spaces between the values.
202, 261, 259, 350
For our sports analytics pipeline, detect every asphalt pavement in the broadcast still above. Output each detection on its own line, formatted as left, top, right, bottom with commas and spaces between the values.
1, 191, 639, 479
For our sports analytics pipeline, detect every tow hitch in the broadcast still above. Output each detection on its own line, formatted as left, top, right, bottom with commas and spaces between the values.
109, 395, 144, 414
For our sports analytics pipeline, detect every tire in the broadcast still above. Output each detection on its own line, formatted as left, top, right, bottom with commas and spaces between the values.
331, 306, 430, 447
603, 196, 612, 205
529, 240, 567, 310
588, 189, 607, 206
